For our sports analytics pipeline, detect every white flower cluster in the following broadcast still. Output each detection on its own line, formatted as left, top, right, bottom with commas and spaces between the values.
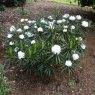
10, 26, 16, 32
24, 25, 29, 30
65, 60, 72, 67
69, 16, 76, 21
51, 45, 61, 55
65, 53, 79, 67
25, 32, 34, 37
7, 34, 13, 38
19, 34, 25, 39
82, 21, 89, 27
17, 28, 23, 33
20, 18, 28, 22
63, 14, 69, 18
9, 41, 14, 46
37, 27, 43, 32
72, 53, 79, 60
31, 40, 35, 44
18, 51, 25, 59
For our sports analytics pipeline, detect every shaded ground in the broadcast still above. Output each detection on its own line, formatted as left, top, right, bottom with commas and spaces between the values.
0, 0, 95, 95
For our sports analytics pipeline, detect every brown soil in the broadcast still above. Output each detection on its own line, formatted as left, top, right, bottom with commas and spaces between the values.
0, 0, 95, 95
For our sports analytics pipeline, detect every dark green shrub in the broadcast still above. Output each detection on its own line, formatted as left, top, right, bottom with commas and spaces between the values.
78, 0, 95, 7
3, 14, 90, 76
0, 0, 26, 7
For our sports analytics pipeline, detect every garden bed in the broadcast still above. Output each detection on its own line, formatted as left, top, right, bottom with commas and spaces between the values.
0, 0, 95, 95
3, 31, 95, 95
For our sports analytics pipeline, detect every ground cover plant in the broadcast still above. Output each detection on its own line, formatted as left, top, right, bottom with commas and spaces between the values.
0, 64, 10, 95
3, 13, 89, 77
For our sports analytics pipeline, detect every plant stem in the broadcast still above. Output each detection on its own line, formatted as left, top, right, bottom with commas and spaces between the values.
34, 42, 37, 54
29, 46, 32, 58
20, 40, 23, 51
9, 47, 13, 57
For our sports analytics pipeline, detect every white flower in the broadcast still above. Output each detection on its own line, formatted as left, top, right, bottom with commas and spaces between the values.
28, 20, 32, 24
64, 25, 68, 28
34, 23, 38, 29
69, 16, 76, 21
76, 37, 78, 40
76, 37, 82, 41
82, 21, 88, 27
19, 34, 25, 39
9, 41, 14, 45
31, 40, 35, 44
79, 37, 82, 41
48, 16, 53, 20
37, 27, 43, 32
18, 51, 25, 59
57, 20, 63, 24
63, 29, 67, 32
7, 34, 13, 38
81, 43, 86, 49
34, 25, 38, 29
10, 26, 16, 32
20, 19, 25, 22
51, 45, 61, 55
41, 18, 47, 24
14, 47, 19, 52
25, 32, 34, 37
48, 21, 54, 29
71, 25, 75, 29
31, 20, 36, 23
65, 60, 72, 67
25, 19, 28, 21
63, 14, 69, 18
41, 18, 45, 23
62, 19, 66, 22
76, 15, 82, 20
24, 25, 29, 30
17, 28, 22, 33
72, 53, 79, 60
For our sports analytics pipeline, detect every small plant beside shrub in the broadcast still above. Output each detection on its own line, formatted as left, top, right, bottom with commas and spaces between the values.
68, 80, 76, 88
3, 14, 89, 76
0, 64, 10, 95
15, 8, 31, 15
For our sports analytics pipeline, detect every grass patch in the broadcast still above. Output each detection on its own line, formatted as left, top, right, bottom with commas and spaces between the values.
49, 0, 78, 5
26, 0, 33, 4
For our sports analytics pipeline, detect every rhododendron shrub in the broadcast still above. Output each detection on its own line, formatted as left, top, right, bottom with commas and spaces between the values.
3, 14, 89, 76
